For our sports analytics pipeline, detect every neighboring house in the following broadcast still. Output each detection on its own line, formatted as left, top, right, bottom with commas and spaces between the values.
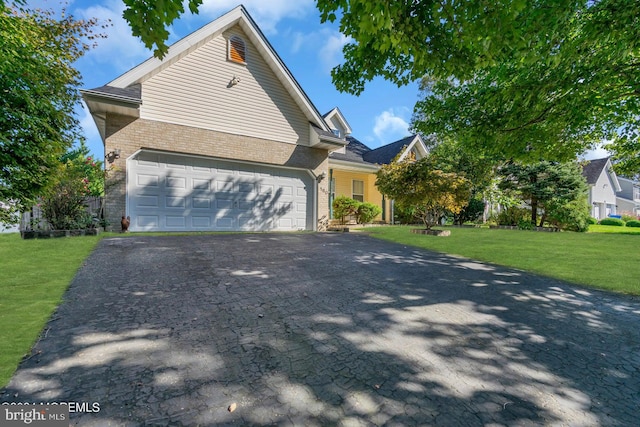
82, 6, 347, 232
325, 107, 428, 222
581, 157, 622, 219
616, 177, 640, 218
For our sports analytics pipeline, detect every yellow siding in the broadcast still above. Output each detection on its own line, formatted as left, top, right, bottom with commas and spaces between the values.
331, 169, 388, 222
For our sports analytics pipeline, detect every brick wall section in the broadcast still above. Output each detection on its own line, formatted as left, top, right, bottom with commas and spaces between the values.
104, 113, 330, 231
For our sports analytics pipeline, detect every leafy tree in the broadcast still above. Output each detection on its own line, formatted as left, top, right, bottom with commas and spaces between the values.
498, 161, 588, 227
122, 0, 202, 58
315, 0, 640, 163
0, 3, 100, 218
40, 144, 105, 230
429, 138, 496, 224
376, 155, 471, 230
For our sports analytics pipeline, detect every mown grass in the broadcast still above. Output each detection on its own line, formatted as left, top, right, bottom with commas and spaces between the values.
364, 225, 640, 295
0, 233, 101, 388
588, 224, 640, 234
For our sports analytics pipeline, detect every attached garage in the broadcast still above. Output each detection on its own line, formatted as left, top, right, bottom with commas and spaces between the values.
127, 150, 315, 232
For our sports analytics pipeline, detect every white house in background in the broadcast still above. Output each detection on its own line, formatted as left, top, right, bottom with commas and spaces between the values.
581, 157, 621, 219
616, 177, 640, 218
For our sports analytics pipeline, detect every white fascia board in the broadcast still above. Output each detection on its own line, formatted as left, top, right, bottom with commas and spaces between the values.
110, 7, 244, 88
324, 107, 353, 135
397, 135, 429, 161
329, 158, 380, 173
604, 158, 622, 192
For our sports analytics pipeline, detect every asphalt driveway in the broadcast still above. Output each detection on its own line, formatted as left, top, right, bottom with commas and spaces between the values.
2, 233, 639, 426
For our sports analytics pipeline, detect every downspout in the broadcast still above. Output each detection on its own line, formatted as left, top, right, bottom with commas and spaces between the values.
328, 168, 334, 220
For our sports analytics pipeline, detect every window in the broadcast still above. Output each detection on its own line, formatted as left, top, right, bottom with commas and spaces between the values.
331, 129, 342, 138
352, 180, 364, 202
228, 36, 246, 64
634, 186, 640, 201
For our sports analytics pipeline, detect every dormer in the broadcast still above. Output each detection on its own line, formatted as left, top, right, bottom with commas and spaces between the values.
323, 107, 352, 139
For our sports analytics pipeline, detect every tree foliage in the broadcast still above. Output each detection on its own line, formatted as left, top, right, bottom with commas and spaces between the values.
429, 138, 496, 224
376, 155, 471, 230
0, 3, 100, 212
122, 0, 202, 58
40, 143, 105, 230
315, 0, 639, 164
498, 161, 589, 228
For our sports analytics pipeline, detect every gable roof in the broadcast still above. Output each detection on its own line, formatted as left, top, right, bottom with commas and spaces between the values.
329, 134, 428, 170
322, 107, 353, 136
82, 5, 333, 137
363, 136, 416, 164
330, 136, 373, 164
581, 157, 622, 191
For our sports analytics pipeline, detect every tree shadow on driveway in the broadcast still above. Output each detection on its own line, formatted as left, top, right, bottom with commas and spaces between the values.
1, 233, 639, 426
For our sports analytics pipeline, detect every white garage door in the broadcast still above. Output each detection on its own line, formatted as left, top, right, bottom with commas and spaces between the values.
127, 151, 314, 232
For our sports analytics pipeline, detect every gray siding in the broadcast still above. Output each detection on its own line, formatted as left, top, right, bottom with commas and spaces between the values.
141, 26, 309, 145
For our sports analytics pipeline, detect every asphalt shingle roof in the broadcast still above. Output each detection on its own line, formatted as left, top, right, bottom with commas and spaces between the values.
581, 157, 609, 185
329, 135, 416, 166
363, 136, 414, 165
84, 84, 142, 102
329, 136, 373, 164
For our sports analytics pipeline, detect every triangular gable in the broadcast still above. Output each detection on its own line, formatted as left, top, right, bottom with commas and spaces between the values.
582, 157, 621, 192
106, 6, 329, 134
323, 107, 353, 137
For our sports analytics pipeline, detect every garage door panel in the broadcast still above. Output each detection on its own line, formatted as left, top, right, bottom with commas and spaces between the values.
166, 216, 186, 228
192, 197, 211, 209
137, 174, 159, 187
165, 196, 186, 208
192, 216, 211, 227
128, 151, 313, 232
192, 178, 211, 190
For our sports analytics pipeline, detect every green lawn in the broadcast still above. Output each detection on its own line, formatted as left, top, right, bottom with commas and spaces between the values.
0, 233, 101, 388
364, 225, 640, 295
588, 224, 640, 234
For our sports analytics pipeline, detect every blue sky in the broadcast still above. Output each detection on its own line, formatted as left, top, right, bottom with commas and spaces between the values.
31, 0, 422, 161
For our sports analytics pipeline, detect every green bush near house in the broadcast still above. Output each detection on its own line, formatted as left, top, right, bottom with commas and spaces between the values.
587, 217, 598, 224
599, 217, 625, 226
626, 220, 640, 227
356, 202, 382, 224
332, 196, 360, 224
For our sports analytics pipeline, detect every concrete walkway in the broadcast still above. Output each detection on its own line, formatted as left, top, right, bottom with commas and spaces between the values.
2, 233, 639, 426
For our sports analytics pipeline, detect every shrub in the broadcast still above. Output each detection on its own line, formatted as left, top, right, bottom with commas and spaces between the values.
497, 206, 530, 226
453, 196, 484, 225
599, 217, 625, 226
356, 202, 382, 224
626, 220, 640, 227
517, 219, 534, 230
587, 217, 598, 224
393, 204, 418, 224
621, 213, 637, 222
546, 197, 591, 232
332, 196, 359, 224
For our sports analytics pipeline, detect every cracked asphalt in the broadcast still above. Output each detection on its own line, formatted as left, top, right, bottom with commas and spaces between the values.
1, 232, 639, 426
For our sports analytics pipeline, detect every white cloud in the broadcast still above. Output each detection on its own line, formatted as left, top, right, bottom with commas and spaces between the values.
198, 0, 314, 34
373, 108, 411, 143
318, 32, 352, 72
582, 145, 611, 161
74, 0, 150, 72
